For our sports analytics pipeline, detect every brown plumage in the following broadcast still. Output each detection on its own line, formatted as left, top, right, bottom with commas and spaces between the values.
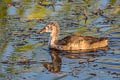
40, 21, 108, 51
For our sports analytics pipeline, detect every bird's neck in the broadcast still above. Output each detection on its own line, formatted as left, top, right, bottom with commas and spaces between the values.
48, 31, 60, 48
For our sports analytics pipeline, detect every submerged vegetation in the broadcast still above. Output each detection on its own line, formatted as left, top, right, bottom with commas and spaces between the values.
27, 5, 51, 20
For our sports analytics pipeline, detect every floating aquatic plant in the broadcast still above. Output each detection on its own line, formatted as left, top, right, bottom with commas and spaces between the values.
27, 5, 51, 20
15, 43, 43, 52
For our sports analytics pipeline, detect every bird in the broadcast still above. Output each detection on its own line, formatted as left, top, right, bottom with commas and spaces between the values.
39, 21, 108, 51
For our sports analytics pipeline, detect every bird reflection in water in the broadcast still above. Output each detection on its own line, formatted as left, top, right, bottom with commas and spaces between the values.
43, 49, 62, 73
43, 46, 109, 74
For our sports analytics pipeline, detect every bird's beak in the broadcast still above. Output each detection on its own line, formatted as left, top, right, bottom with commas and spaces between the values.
40, 28, 46, 34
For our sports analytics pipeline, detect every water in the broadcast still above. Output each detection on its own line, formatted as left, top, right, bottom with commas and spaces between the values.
0, 0, 120, 80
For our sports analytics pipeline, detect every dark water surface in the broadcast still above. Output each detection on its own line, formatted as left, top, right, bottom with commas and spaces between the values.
0, 0, 120, 80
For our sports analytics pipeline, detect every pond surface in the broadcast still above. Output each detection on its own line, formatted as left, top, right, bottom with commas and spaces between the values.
0, 0, 120, 80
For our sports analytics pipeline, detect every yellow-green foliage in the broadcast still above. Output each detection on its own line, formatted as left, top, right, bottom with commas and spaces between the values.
3, 0, 12, 3
10, 55, 20, 62
15, 43, 43, 52
0, 6, 7, 18
25, 0, 32, 2
62, 3, 72, 15
0, 42, 9, 57
28, 5, 51, 20
110, 0, 117, 5
15, 44, 33, 52
42, 1, 51, 5
18, 8, 24, 16
0, 73, 5, 78
76, 27, 88, 32
7, 68, 19, 74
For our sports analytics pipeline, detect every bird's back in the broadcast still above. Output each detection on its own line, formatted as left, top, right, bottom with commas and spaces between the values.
55, 35, 108, 50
